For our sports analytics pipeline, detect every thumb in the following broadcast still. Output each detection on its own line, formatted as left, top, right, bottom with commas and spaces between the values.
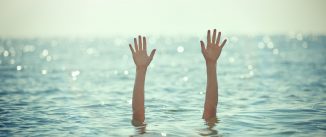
149, 49, 156, 60
200, 41, 206, 54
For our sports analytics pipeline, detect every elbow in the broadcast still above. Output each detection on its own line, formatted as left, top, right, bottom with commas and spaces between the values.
203, 105, 217, 120
132, 111, 145, 123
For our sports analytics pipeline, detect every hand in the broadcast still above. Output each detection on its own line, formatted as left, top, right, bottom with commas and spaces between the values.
200, 29, 227, 64
129, 36, 156, 69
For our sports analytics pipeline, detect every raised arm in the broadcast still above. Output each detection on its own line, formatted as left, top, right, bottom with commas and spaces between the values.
200, 29, 227, 121
129, 36, 156, 124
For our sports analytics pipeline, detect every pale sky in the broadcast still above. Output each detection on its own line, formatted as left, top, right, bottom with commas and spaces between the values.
0, 0, 325, 37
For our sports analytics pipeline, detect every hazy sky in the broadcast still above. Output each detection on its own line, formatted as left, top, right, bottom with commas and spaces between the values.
0, 0, 325, 37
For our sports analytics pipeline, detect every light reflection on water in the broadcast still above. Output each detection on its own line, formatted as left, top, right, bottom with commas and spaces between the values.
0, 35, 326, 136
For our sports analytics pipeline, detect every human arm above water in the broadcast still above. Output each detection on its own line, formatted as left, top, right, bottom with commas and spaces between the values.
129, 36, 156, 123
200, 29, 227, 121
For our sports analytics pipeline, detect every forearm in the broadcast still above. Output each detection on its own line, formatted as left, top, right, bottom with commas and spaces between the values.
132, 67, 147, 122
203, 62, 218, 119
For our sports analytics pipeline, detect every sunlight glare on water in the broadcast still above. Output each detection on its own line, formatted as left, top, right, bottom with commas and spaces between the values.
0, 35, 325, 136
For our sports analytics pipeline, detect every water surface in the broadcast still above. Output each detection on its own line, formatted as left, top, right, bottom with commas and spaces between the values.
0, 35, 325, 136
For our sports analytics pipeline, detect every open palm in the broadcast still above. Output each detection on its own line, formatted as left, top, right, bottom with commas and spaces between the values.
129, 36, 156, 69
200, 29, 227, 64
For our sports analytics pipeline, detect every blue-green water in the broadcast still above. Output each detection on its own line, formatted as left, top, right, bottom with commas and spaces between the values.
0, 35, 325, 136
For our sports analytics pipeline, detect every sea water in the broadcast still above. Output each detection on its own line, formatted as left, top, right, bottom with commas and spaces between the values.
0, 35, 325, 136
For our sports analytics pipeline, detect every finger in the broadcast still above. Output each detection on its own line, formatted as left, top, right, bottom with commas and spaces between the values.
220, 39, 227, 48
200, 41, 206, 53
149, 49, 156, 60
134, 38, 138, 51
129, 44, 135, 54
143, 37, 147, 52
138, 35, 142, 51
207, 30, 211, 44
212, 29, 216, 44
217, 32, 221, 46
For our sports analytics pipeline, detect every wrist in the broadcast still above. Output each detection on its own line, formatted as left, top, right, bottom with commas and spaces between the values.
136, 66, 148, 72
205, 61, 217, 67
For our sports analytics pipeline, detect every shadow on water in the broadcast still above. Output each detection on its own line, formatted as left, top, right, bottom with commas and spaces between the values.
130, 117, 221, 137
198, 117, 221, 137
130, 120, 147, 136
